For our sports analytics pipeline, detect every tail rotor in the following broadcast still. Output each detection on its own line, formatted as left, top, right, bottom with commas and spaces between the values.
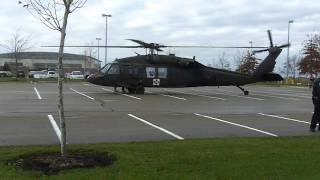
253, 30, 290, 54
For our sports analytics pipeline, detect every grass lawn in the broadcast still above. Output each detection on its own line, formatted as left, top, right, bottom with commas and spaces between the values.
1, 136, 320, 179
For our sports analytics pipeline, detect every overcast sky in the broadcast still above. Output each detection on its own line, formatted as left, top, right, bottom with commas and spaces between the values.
1, 0, 320, 71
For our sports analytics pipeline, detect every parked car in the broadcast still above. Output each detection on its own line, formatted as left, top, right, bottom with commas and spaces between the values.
47, 71, 58, 78
33, 71, 48, 79
0, 71, 12, 77
68, 71, 84, 79
29, 71, 39, 78
16, 70, 26, 78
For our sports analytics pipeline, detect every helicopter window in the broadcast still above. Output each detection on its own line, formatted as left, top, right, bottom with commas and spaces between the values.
146, 67, 156, 78
100, 64, 111, 74
128, 67, 138, 75
107, 64, 120, 74
158, 68, 167, 78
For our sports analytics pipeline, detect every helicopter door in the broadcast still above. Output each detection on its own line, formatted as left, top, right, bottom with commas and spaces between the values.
120, 65, 139, 86
145, 67, 168, 87
105, 63, 120, 86
157, 67, 168, 86
146, 67, 158, 86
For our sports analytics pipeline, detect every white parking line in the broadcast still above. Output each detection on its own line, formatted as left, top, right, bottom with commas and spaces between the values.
33, 87, 42, 100
193, 89, 264, 101
128, 114, 184, 140
250, 93, 300, 101
160, 94, 187, 100
258, 113, 310, 124
194, 113, 278, 137
70, 88, 95, 100
249, 89, 310, 99
83, 83, 92, 86
212, 88, 301, 101
47, 115, 62, 143
165, 89, 225, 100
102, 88, 142, 100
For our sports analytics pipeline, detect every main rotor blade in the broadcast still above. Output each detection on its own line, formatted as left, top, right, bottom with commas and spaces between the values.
277, 43, 290, 48
126, 39, 149, 47
42, 45, 268, 49
267, 30, 273, 47
164, 45, 268, 49
41, 45, 144, 48
252, 48, 269, 54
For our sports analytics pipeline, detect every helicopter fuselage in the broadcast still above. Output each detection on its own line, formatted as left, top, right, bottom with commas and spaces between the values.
88, 54, 258, 93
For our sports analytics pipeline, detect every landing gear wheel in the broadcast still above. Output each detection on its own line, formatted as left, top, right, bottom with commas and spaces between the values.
135, 86, 145, 94
237, 86, 249, 96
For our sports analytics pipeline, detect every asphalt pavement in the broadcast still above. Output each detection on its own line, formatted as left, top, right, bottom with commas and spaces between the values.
0, 81, 317, 146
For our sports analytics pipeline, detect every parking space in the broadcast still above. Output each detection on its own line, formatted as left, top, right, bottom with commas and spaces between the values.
0, 82, 318, 145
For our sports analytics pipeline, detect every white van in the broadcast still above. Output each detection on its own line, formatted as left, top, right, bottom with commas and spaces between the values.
69, 71, 84, 79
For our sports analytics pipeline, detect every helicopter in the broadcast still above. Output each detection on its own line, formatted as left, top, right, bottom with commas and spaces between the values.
85, 30, 289, 95
48, 30, 289, 95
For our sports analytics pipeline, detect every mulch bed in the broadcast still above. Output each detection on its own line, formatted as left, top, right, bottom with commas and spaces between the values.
8, 151, 116, 175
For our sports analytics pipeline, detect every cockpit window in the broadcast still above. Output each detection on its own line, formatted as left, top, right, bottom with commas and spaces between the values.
100, 64, 111, 74
107, 64, 120, 74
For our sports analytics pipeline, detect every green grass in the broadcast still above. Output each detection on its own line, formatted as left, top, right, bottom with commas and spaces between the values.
1, 136, 320, 179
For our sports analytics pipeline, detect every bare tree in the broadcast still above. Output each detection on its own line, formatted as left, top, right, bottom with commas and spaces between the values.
20, 0, 87, 156
0, 28, 31, 79
233, 50, 245, 72
217, 52, 230, 70
281, 55, 298, 78
83, 42, 96, 72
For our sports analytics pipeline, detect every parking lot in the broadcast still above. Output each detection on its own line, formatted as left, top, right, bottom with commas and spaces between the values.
0, 82, 316, 146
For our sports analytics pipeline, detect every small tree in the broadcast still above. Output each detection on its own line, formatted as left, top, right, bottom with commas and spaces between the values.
297, 34, 320, 78
236, 50, 258, 74
217, 52, 230, 70
0, 29, 31, 79
20, 0, 87, 156
3, 62, 10, 71
280, 55, 298, 78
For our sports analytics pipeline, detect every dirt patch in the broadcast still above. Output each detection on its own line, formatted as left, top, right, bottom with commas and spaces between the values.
8, 151, 116, 175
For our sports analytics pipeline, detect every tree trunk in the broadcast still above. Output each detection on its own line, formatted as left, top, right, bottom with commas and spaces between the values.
58, 8, 70, 157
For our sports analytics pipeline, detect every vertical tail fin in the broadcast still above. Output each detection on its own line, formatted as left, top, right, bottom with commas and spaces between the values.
251, 30, 288, 81
252, 47, 282, 78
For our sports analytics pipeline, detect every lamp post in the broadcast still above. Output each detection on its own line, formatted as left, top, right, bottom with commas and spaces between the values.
249, 41, 253, 55
287, 20, 294, 81
102, 14, 112, 65
96, 37, 101, 61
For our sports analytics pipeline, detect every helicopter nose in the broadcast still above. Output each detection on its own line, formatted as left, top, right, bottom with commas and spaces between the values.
87, 72, 104, 85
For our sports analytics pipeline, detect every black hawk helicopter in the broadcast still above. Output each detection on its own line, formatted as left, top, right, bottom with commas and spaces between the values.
52, 30, 289, 95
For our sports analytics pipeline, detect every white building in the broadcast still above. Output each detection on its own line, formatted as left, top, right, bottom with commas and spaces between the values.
0, 52, 101, 73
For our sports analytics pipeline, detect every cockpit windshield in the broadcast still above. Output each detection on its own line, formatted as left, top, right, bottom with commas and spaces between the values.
107, 64, 120, 74
100, 63, 120, 75
100, 63, 111, 74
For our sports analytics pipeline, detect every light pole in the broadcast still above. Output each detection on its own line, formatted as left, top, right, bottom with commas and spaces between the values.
96, 37, 101, 61
102, 14, 112, 65
249, 41, 253, 55
287, 20, 294, 80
